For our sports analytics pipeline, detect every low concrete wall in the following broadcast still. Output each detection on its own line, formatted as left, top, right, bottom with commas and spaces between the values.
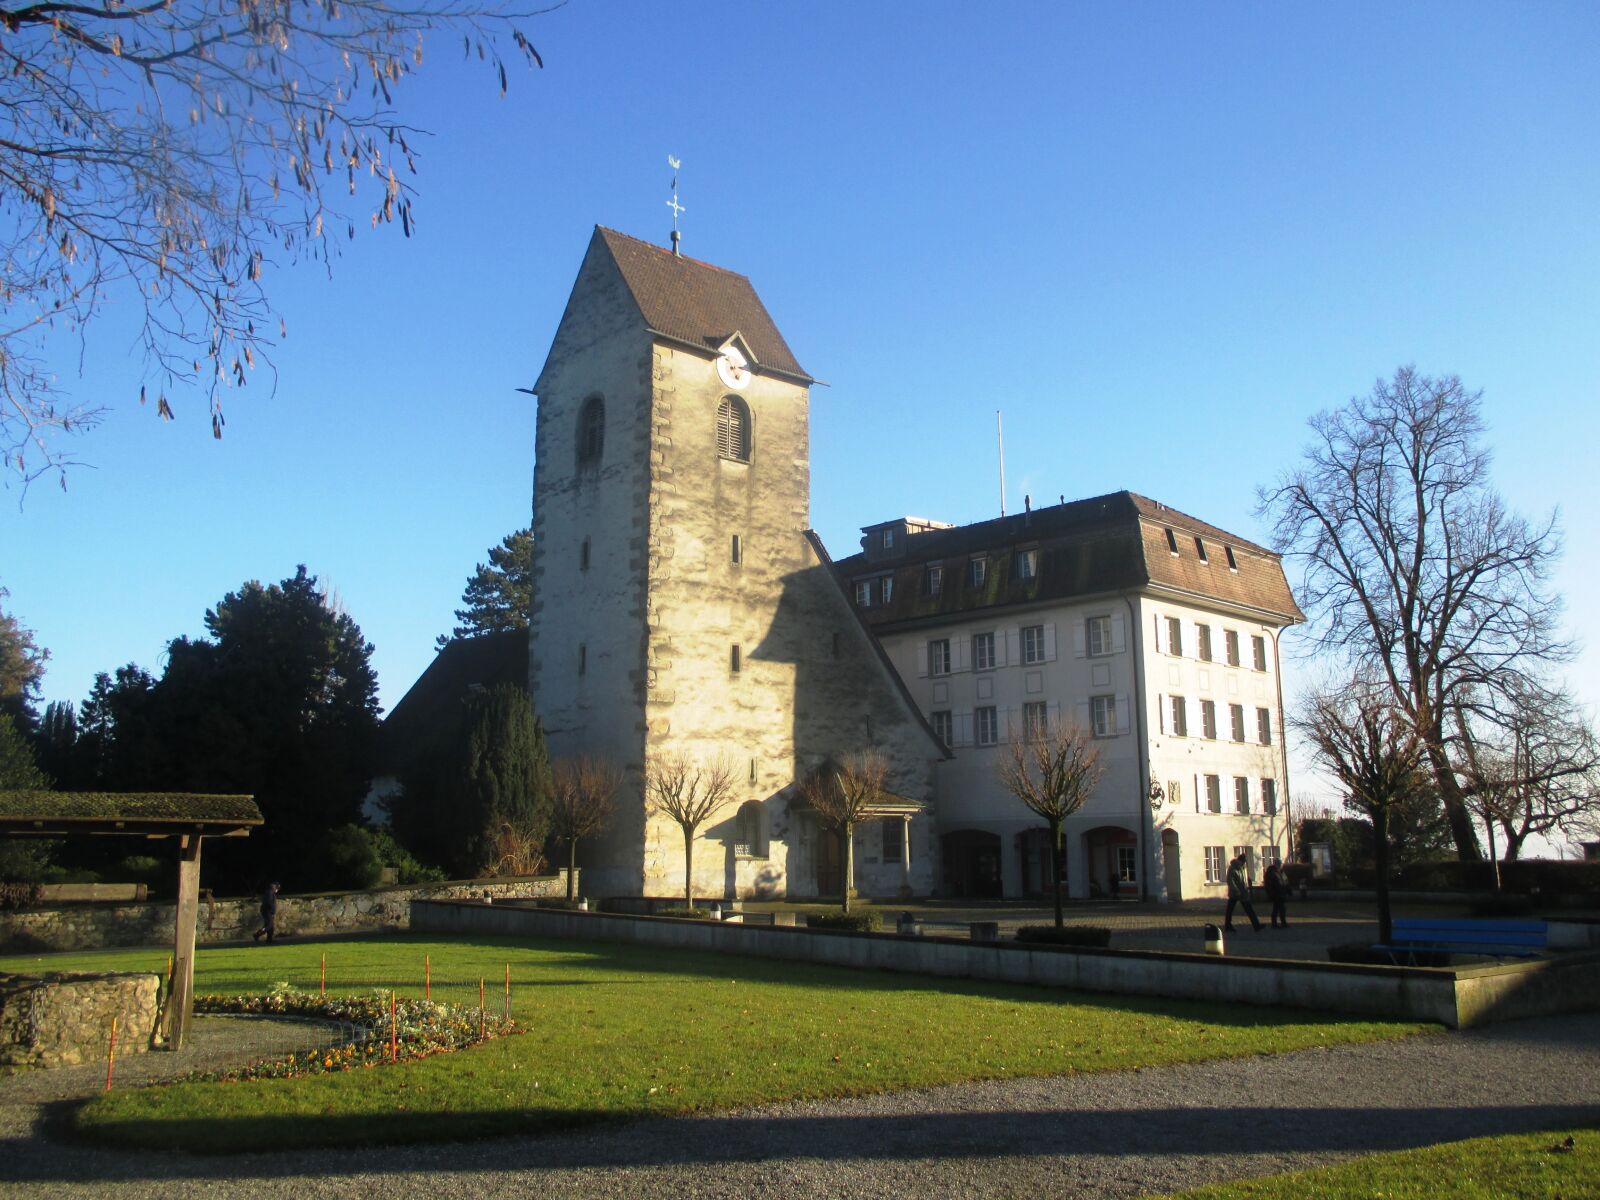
0, 971, 160, 1067
409, 900, 1600, 1029
0, 873, 575, 953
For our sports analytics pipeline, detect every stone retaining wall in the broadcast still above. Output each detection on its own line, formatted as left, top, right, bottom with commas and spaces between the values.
412, 900, 1600, 1030
0, 873, 574, 953
0, 971, 160, 1067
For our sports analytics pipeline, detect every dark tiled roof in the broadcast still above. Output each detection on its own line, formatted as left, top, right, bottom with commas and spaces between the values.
0, 792, 262, 826
835, 491, 1302, 627
596, 227, 811, 382
378, 630, 529, 774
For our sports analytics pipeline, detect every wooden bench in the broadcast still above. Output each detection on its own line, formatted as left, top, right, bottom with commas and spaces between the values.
1372, 917, 1547, 965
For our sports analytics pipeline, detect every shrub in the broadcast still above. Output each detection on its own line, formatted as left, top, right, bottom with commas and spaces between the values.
805, 911, 883, 932
1014, 925, 1111, 948
657, 906, 715, 919
311, 824, 384, 891
366, 828, 446, 885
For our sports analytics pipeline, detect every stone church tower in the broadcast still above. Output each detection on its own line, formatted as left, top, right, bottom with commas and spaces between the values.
529, 227, 940, 899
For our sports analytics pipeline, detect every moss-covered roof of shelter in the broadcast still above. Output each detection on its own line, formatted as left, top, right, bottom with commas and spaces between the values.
0, 791, 262, 830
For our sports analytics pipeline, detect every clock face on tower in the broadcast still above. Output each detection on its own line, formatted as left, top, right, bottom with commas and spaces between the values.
715, 346, 751, 390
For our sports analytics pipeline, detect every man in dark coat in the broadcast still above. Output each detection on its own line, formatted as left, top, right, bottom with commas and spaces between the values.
1224, 854, 1262, 932
1264, 860, 1289, 928
252, 881, 280, 943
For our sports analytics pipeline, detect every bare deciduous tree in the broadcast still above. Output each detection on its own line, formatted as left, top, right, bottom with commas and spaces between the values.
550, 755, 621, 902
796, 751, 891, 914
0, 0, 543, 486
995, 717, 1103, 928
644, 751, 735, 909
1297, 682, 1428, 943
1259, 367, 1571, 861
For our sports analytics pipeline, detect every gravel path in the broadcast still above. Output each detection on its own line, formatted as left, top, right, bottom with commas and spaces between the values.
3, 1013, 1597, 1198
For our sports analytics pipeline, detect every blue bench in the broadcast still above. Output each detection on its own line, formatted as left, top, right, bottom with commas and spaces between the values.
1372, 917, 1547, 965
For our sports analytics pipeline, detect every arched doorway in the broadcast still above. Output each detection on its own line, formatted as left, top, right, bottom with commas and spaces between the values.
1083, 825, 1138, 899
1018, 827, 1061, 897
942, 829, 1002, 898
1161, 829, 1182, 902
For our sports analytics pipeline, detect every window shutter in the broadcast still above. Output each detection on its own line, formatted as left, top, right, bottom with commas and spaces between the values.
1116, 694, 1130, 734
994, 631, 1009, 667
1048, 700, 1062, 724
1043, 624, 1057, 661
1193, 774, 1201, 814
1157, 694, 1165, 734
954, 711, 972, 747
916, 643, 929, 678
1111, 613, 1126, 653
1072, 619, 1086, 659
952, 635, 970, 673
1006, 628, 1020, 664
1075, 700, 1091, 728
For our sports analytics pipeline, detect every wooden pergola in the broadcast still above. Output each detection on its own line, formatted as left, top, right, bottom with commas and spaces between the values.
0, 790, 262, 1050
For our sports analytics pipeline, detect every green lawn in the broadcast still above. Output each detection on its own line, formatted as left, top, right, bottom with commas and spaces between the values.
3, 934, 1428, 1153
1161, 1125, 1600, 1199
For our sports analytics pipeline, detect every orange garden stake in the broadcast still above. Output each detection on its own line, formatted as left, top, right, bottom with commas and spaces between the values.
390, 990, 398, 1062
104, 1016, 118, 1091
425, 954, 431, 1000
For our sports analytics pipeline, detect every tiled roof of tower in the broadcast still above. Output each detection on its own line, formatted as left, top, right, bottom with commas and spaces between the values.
597, 227, 811, 382
833, 490, 1303, 627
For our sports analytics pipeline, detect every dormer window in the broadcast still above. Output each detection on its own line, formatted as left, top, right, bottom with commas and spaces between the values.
1165, 528, 1179, 555
717, 396, 751, 462
1014, 548, 1037, 580
1194, 536, 1209, 563
968, 558, 987, 588
923, 564, 944, 597
881, 528, 896, 549
854, 580, 872, 607
1224, 544, 1239, 571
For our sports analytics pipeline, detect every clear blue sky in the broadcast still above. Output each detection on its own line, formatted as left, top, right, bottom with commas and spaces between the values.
5, 2, 1596, 830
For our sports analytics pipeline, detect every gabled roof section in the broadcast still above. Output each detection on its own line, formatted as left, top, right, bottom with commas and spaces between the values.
834, 491, 1302, 627
596, 227, 811, 382
378, 630, 529, 774
0, 791, 262, 837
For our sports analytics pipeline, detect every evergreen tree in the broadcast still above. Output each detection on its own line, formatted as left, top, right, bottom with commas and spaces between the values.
0, 587, 47, 732
33, 700, 80, 789
437, 528, 533, 648
451, 683, 553, 876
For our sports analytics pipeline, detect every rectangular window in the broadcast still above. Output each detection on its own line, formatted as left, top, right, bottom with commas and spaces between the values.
882, 819, 903, 863
968, 558, 987, 588
1167, 617, 1183, 657
1170, 695, 1188, 737
1225, 630, 1240, 667
1234, 845, 1254, 883
1021, 624, 1046, 664
1197, 623, 1213, 662
731, 534, 742, 564
1205, 775, 1222, 813
881, 528, 895, 549
730, 645, 741, 674
928, 638, 952, 676
975, 706, 998, 747
1194, 536, 1209, 563
1201, 699, 1217, 740
924, 564, 943, 597
1230, 704, 1246, 742
1023, 701, 1048, 741
1260, 844, 1281, 869
578, 643, 587, 677
930, 710, 953, 748
1087, 615, 1112, 656
1261, 779, 1278, 815
1116, 846, 1137, 882
580, 537, 591, 571
1015, 548, 1037, 579
1204, 846, 1225, 884
1225, 544, 1239, 571
1234, 777, 1250, 814
854, 580, 872, 607
1257, 707, 1273, 745
1165, 527, 1180, 555
1091, 694, 1117, 737
880, 576, 894, 604
1252, 636, 1268, 672
962, 631, 990, 671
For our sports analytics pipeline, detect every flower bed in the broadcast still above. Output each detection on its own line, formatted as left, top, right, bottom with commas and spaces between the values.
184, 984, 514, 1082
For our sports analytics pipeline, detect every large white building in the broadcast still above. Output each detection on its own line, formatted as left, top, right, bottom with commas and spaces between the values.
507, 225, 1301, 902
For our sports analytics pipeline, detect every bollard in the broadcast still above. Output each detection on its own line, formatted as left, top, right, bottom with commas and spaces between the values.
896, 912, 922, 937
1204, 923, 1225, 956
104, 1016, 118, 1092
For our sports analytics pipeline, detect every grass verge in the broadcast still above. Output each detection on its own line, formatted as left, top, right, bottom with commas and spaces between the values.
1, 934, 1429, 1153
1160, 1125, 1600, 1198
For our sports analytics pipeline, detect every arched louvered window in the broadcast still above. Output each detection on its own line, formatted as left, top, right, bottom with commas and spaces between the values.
716, 396, 751, 463
577, 396, 605, 468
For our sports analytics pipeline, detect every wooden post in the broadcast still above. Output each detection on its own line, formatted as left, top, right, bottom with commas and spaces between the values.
105, 1016, 118, 1091
320, 952, 326, 997
166, 832, 203, 1051
389, 991, 397, 1061
479, 978, 485, 1039
425, 954, 431, 1000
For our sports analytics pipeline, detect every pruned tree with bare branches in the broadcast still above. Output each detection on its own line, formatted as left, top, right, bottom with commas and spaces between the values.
550, 755, 621, 903
995, 717, 1103, 929
1297, 681, 1428, 942
0, 0, 544, 486
796, 751, 891, 914
643, 751, 735, 909
1259, 367, 1571, 862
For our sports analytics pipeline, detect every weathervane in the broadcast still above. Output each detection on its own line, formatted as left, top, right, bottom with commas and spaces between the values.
667, 155, 684, 256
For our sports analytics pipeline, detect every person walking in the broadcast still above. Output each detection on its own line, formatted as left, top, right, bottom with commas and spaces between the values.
253, 881, 280, 943
1264, 860, 1289, 928
1224, 853, 1262, 932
